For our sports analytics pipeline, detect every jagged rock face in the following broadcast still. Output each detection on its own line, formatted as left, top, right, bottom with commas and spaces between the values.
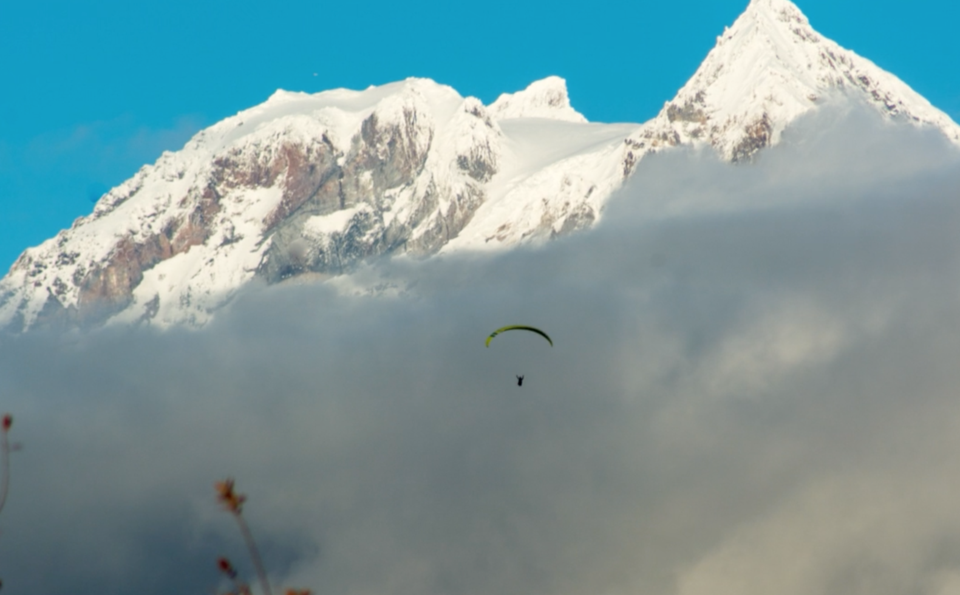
621, 0, 960, 173
0, 77, 614, 331
258, 94, 502, 284
258, 102, 436, 283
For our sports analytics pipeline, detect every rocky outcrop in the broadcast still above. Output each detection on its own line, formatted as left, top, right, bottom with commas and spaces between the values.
257, 92, 497, 283
488, 76, 587, 123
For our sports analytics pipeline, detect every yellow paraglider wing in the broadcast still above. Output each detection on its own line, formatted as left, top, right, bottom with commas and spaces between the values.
485, 325, 553, 347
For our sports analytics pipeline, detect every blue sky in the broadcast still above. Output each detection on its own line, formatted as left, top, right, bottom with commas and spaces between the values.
1, 0, 957, 271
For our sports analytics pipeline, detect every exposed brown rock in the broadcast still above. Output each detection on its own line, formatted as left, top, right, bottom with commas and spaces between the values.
172, 187, 221, 254
77, 234, 172, 316
340, 109, 432, 208
666, 92, 708, 124
730, 113, 773, 162
263, 140, 340, 231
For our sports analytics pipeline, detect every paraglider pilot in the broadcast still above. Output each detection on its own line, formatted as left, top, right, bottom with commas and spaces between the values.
516, 375, 524, 386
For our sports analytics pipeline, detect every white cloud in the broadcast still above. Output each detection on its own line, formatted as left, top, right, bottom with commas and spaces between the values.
1, 104, 960, 595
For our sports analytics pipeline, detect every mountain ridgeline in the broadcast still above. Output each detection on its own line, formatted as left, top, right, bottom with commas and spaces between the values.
2, 0, 958, 332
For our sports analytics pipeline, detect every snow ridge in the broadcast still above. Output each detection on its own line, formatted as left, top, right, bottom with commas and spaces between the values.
489, 77, 588, 123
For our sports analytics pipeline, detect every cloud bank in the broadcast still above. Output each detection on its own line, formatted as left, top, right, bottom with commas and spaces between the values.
2, 104, 960, 595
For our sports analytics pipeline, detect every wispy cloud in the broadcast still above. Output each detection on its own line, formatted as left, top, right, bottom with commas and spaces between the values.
0, 114, 206, 269
21, 114, 204, 183
1, 104, 959, 595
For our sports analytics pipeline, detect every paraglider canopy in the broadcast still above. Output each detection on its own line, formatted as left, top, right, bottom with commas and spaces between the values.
485, 325, 553, 347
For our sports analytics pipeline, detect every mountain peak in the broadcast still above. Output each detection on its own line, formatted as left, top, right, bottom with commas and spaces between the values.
740, 0, 818, 44
621, 0, 960, 168
488, 76, 587, 123
745, 0, 804, 15
742, 0, 812, 29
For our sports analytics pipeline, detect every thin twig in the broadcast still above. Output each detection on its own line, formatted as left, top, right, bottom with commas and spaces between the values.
233, 513, 273, 595
0, 414, 11, 516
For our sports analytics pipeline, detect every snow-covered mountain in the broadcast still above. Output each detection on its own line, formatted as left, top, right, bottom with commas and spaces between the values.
0, 76, 634, 330
621, 0, 960, 171
2, 0, 958, 332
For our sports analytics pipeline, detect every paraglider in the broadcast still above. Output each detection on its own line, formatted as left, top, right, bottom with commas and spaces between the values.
485, 325, 552, 386
484, 325, 553, 348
